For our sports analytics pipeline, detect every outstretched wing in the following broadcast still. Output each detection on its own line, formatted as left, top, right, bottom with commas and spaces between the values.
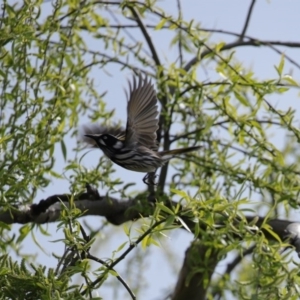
125, 74, 159, 150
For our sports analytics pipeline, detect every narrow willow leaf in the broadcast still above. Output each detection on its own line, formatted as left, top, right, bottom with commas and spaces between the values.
234, 91, 250, 107
155, 203, 175, 215
61, 140, 67, 161
176, 216, 191, 233
262, 224, 281, 242
155, 18, 167, 30
277, 54, 285, 76
283, 75, 299, 86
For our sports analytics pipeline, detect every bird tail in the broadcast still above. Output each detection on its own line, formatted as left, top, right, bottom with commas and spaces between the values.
160, 146, 201, 160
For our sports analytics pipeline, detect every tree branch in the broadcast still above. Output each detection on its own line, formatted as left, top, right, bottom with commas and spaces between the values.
0, 184, 142, 225
239, 0, 256, 40
1, 185, 298, 246
176, 0, 183, 67
87, 252, 136, 299
171, 241, 219, 300
127, 5, 161, 67
81, 218, 166, 295
3, 185, 299, 299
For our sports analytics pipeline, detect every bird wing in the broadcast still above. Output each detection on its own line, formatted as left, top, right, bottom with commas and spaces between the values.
125, 74, 159, 151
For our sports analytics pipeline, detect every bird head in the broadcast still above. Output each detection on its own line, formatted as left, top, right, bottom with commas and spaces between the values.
84, 134, 125, 153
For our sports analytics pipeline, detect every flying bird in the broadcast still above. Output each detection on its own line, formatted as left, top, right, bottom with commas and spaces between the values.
83, 74, 200, 184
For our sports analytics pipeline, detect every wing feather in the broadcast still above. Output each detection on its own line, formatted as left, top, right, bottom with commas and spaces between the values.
125, 74, 159, 150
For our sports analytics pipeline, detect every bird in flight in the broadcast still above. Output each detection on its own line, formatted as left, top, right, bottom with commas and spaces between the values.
83, 74, 200, 184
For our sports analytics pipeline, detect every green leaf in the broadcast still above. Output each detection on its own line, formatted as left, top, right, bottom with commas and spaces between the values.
141, 235, 159, 249
170, 189, 190, 201
0, 222, 11, 230
123, 224, 130, 236
0, 135, 12, 144
277, 54, 285, 76
17, 224, 31, 243
215, 42, 226, 53
283, 75, 299, 86
261, 224, 281, 243
234, 91, 250, 107
176, 216, 191, 233
61, 140, 67, 161
155, 18, 167, 30
164, 215, 176, 228
116, 242, 128, 252
108, 269, 118, 277
155, 203, 175, 215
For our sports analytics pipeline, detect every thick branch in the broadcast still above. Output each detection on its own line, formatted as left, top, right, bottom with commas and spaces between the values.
1, 186, 297, 245
172, 241, 219, 300
0, 184, 144, 225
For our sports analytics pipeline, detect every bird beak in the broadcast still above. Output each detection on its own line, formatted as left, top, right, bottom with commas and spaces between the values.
84, 134, 98, 140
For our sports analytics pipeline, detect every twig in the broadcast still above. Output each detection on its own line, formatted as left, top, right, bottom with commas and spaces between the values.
239, 0, 256, 40
170, 118, 283, 143
106, 7, 151, 58
81, 218, 166, 295
87, 253, 136, 300
127, 5, 161, 67
176, 0, 183, 67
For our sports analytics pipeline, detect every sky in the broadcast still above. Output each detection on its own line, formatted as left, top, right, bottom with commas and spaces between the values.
10, 1, 300, 299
